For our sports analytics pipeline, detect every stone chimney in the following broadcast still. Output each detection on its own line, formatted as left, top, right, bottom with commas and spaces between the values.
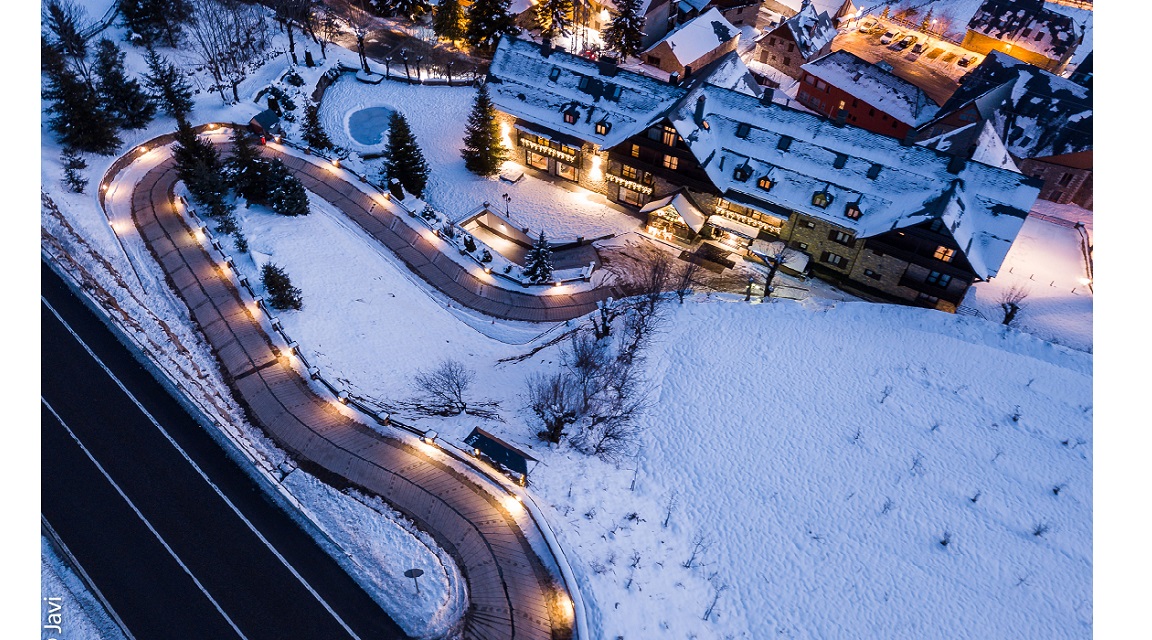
694, 95, 706, 125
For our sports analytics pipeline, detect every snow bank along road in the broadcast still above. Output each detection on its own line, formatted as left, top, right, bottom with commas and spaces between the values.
121, 150, 566, 640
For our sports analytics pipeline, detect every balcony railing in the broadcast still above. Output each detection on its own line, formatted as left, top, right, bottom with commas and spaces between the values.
606, 173, 654, 195
520, 138, 577, 164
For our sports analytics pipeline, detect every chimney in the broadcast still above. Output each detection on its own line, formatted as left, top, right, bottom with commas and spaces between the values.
760, 88, 774, 104
541, 37, 553, 58
834, 109, 848, 126
598, 55, 619, 77
683, 64, 693, 80
669, 72, 681, 84
694, 95, 706, 125
946, 154, 966, 174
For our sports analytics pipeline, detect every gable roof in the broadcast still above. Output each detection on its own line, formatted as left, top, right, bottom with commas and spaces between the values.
801, 50, 939, 127
487, 37, 687, 149
640, 189, 709, 232
935, 50, 1091, 159
665, 83, 1038, 279
643, 8, 740, 68
919, 119, 1020, 173
966, 0, 1082, 62
770, 1, 836, 60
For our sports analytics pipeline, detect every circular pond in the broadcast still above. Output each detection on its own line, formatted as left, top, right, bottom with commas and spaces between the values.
347, 106, 395, 145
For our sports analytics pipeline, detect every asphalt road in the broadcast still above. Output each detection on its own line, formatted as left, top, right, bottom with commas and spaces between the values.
41, 261, 408, 640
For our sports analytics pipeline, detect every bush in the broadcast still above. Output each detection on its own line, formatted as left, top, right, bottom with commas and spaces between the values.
284, 72, 305, 86
261, 262, 303, 310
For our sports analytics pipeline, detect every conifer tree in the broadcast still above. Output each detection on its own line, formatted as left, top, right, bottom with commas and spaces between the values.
60, 148, 88, 193
602, 0, 645, 61
261, 262, 303, 310
43, 0, 92, 85
172, 120, 230, 218
93, 38, 156, 130
227, 128, 269, 204
433, 0, 467, 43
301, 102, 333, 150
42, 37, 122, 155
383, 112, 430, 198
522, 231, 554, 284
536, 0, 574, 40
265, 159, 311, 217
466, 0, 518, 52
119, 0, 191, 47
143, 47, 194, 124
461, 84, 506, 176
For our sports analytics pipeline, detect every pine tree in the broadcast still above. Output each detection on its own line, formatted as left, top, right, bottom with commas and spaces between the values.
261, 262, 303, 310
143, 47, 194, 124
602, 0, 645, 61
522, 231, 554, 284
301, 102, 333, 150
227, 128, 269, 204
433, 0, 467, 43
536, 0, 574, 40
43, 0, 92, 84
42, 37, 122, 155
172, 120, 230, 218
461, 84, 506, 176
60, 148, 88, 193
93, 38, 156, 130
383, 112, 430, 198
466, 0, 518, 52
119, 0, 191, 47
265, 159, 311, 217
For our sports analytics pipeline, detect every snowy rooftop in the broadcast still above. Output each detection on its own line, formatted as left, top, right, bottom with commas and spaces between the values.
966, 0, 1082, 62
488, 37, 688, 149
801, 50, 940, 127
665, 83, 1040, 278
937, 50, 1092, 159
643, 8, 740, 68
769, 1, 837, 61
640, 190, 709, 232
920, 120, 1020, 173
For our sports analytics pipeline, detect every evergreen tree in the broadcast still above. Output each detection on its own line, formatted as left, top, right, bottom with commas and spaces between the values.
301, 102, 333, 150
522, 231, 554, 284
143, 47, 194, 123
226, 128, 270, 204
387, 0, 433, 21
536, 0, 574, 40
265, 159, 311, 217
261, 262, 303, 310
433, 0, 467, 43
119, 0, 191, 47
172, 120, 230, 218
383, 112, 430, 198
602, 0, 645, 61
466, 0, 518, 52
42, 0, 92, 84
93, 38, 156, 130
60, 148, 88, 193
42, 38, 122, 155
460, 84, 506, 176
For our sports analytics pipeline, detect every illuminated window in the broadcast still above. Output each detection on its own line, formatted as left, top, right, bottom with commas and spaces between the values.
845, 203, 862, 219
933, 246, 956, 263
812, 191, 832, 208
662, 154, 678, 170
757, 176, 773, 190
564, 110, 578, 124
621, 164, 639, 180
557, 162, 577, 181
662, 126, 677, 146
631, 143, 640, 158
595, 120, 612, 135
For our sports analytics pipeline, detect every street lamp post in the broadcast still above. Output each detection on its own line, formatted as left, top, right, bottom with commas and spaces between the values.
502, 193, 512, 218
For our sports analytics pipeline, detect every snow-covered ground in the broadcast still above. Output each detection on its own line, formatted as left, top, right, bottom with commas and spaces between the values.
40, 537, 129, 640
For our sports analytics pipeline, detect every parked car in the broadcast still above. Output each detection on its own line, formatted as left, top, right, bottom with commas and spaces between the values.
858, 18, 878, 33
894, 35, 918, 50
880, 29, 901, 44
957, 54, 975, 67
911, 42, 926, 54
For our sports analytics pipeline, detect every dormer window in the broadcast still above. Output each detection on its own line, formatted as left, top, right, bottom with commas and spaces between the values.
777, 135, 792, 151
812, 190, 832, 208
564, 109, 579, 124
733, 165, 752, 181
595, 120, 612, 135
736, 122, 752, 138
757, 176, 773, 191
549, 67, 561, 82
866, 163, 882, 179
845, 202, 862, 220
607, 84, 623, 101
833, 153, 848, 169
577, 76, 590, 91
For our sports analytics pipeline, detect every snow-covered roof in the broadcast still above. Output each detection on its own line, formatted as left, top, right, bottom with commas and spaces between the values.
640, 190, 708, 232
706, 213, 760, 238
801, 51, 939, 127
643, 8, 740, 68
919, 120, 1019, 173
695, 51, 761, 97
771, 1, 837, 61
966, 0, 1082, 62
665, 83, 1039, 278
679, 0, 711, 13
937, 50, 1092, 159
488, 37, 687, 149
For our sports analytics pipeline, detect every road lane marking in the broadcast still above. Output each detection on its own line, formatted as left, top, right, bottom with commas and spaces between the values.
43, 297, 363, 640
42, 398, 249, 640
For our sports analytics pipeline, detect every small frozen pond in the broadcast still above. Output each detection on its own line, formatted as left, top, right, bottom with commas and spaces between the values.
347, 106, 395, 145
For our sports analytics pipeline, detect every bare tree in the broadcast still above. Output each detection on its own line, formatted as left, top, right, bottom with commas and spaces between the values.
703, 573, 730, 621
682, 532, 711, 569
313, 5, 344, 58
672, 258, 703, 304
413, 358, 475, 415
525, 371, 579, 443
186, 0, 266, 103
998, 285, 1030, 326
759, 241, 797, 297
562, 330, 610, 412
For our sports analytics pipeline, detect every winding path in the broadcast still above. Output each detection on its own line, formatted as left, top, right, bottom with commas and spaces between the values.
123, 150, 571, 640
